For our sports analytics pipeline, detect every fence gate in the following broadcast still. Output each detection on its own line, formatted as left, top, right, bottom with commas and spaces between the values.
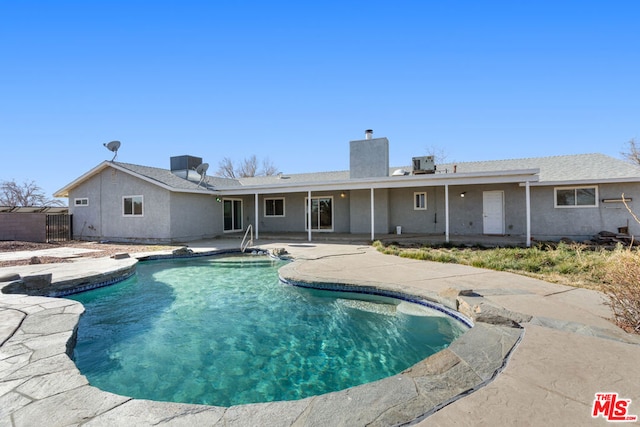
46, 214, 72, 242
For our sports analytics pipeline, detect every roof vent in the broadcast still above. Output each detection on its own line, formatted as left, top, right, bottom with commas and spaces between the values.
365, 129, 373, 140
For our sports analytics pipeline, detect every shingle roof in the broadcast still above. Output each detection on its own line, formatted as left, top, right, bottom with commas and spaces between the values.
115, 162, 241, 190
237, 170, 350, 186
237, 153, 640, 187
435, 153, 640, 182
111, 153, 640, 193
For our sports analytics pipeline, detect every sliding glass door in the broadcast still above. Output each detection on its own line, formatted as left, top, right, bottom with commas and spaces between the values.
305, 197, 333, 231
223, 199, 243, 232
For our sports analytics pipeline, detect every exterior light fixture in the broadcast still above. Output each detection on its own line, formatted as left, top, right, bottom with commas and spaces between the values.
340, 192, 346, 198
460, 192, 466, 198
215, 197, 222, 202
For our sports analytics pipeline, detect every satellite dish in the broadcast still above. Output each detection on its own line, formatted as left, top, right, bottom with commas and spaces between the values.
195, 163, 209, 187
195, 163, 209, 176
103, 140, 121, 161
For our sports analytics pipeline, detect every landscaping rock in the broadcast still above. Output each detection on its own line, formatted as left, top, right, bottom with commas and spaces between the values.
172, 247, 194, 256
110, 253, 130, 259
0, 272, 21, 282
23, 274, 53, 291
457, 294, 532, 326
270, 247, 288, 257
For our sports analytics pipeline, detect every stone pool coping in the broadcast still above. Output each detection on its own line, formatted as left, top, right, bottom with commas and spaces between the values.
0, 291, 523, 426
1, 241, 639, 426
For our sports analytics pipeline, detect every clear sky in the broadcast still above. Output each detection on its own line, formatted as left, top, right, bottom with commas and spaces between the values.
1, 1, 639, 203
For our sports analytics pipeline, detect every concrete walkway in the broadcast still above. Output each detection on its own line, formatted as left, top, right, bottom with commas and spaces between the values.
1, 240, 639, 426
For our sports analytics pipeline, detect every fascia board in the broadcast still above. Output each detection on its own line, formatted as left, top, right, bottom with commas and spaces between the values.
524, 176, 640, 187
54, 162, 217, 197
215, 169, 540, 196
54, 161, 111, 197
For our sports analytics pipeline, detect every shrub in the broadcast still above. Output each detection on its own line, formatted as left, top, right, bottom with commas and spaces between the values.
602, 248, 640, 334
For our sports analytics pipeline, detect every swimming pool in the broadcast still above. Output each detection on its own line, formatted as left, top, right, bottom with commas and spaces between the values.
70, 255, 468, 407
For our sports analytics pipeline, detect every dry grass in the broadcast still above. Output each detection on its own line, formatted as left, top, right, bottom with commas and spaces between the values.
373, 240, 610, 290
374, 240, 639, 334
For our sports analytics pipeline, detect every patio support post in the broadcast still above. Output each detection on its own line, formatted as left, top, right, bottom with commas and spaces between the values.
445, 184, 450, 243
370, 187, 375, 241
526, 180, 531, 247
254, 193, 259, 240
307, 190, 312, 242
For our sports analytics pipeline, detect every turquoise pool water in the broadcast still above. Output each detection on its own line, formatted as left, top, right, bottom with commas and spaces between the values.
70, 255, 468, 407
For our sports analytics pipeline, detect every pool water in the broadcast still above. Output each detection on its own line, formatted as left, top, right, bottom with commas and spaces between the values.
70, 255, 468, 407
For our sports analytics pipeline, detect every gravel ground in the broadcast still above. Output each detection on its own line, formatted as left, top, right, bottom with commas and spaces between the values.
0, 241, 177, 268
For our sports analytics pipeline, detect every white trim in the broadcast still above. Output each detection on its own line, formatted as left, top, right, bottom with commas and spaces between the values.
214, 169, 541, 196
54, 161, 541, 199
122, 195, 143, 217
445, 184, 449, 243
254, 193, 259, 240
370, 188, 375, 241
526, 177, 640, 187
307, 191, 312, 242
74, 198, 89, 207
526, 181, 531, 247
554, 185, 599, 208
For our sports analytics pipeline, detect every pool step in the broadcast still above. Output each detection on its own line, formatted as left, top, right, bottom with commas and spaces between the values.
207, 258, 279, 268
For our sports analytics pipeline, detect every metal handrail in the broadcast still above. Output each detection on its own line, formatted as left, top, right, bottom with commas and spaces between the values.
241, 224, 253, 253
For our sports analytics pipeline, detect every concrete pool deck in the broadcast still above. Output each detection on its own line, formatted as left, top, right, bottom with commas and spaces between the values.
1, 240, 639, 426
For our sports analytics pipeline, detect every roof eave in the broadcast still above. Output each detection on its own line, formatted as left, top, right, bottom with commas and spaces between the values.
526, 176, 640, 187
54, 161, 112, 198
54, 161, 219, 197
215, 169, 540, 195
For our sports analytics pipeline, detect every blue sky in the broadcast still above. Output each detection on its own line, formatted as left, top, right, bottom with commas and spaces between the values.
1, 1, 639, 202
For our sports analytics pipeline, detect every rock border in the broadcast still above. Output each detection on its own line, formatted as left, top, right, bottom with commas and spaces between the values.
0, 253, 525, 426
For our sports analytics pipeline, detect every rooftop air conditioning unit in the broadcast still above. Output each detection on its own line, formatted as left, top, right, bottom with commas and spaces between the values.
412, 156, 435, 174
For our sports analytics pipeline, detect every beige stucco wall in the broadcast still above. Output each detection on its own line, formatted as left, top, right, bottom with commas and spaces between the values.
0, 213, 47, 242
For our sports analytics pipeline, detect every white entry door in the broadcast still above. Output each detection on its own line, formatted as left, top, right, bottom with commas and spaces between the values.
483, 191, 505, 235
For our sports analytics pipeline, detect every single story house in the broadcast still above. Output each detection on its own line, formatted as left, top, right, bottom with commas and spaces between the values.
54, 131, 640, 246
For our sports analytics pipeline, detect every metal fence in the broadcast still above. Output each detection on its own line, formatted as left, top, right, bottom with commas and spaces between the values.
46, 214, 72, 242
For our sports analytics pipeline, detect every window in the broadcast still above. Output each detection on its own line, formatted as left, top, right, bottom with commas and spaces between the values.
123, 195, 143, 216
554, 186, 598, 208
414, 192, 427, 210
74, 198, 88, 206
264, 198, 285, 217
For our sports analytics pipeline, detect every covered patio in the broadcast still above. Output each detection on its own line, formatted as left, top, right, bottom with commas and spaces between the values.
218, 168, 539, 247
